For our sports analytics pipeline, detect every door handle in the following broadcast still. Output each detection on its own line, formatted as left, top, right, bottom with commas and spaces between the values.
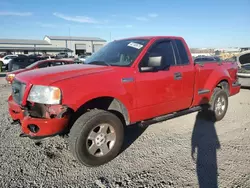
174, 72, 182, 80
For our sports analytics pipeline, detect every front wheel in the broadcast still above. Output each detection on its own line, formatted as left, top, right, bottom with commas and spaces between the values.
68, 109, 124, 167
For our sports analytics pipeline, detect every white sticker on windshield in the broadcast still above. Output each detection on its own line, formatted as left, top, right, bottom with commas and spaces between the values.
127, 42, 143, 49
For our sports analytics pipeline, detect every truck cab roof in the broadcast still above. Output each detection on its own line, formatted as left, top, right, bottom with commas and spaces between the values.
116, 36, 184, 41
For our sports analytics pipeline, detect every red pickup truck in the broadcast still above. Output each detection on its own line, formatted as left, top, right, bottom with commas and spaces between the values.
8, 36, 240, 167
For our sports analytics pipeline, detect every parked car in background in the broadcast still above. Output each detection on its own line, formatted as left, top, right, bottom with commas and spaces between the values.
17, 54, 28, 58
0, 55, 18, 70
8, 55, 45, 72
0, 52, 13, 58
237, 50, 250, 87
6, 59, 75, 83
79, 54, 91, 63
194, 56, 221, 63
7, 36, 240, 167
56, 52, 68, 58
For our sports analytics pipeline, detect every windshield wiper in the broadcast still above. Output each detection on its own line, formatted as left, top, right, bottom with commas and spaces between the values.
87, 61, 111, 66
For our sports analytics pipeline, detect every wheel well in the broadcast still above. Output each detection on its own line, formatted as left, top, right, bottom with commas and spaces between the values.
216, 80, 229, 96
70, 97, 129, 127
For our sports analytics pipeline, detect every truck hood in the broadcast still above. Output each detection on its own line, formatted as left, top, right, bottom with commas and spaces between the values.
15, 64, 114, 85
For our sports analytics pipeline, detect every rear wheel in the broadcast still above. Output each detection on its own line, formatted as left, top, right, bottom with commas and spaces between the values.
68, 109, 124, 167
206, 87, 228, 121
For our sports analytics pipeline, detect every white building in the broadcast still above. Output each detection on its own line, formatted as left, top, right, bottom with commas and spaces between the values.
44, 36, 106, 55
0, 35, 107, 56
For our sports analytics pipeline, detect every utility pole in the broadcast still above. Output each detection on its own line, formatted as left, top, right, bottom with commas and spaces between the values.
69, 27, 72, 56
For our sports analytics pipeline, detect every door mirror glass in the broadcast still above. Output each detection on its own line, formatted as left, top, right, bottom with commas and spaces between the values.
140, 56, 163, 72
148, 56, 162, 67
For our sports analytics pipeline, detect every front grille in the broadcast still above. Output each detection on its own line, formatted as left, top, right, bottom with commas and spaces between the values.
11, 79, 26, 105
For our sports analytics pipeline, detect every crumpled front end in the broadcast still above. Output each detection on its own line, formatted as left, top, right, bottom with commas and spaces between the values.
8, 95, 71, 139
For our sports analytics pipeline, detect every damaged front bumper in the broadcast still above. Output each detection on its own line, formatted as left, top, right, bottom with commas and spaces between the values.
8, 95, 71, 139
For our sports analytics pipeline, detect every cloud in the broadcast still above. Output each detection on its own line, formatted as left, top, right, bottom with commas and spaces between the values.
53, 12, 97, 23
0, 11, 32, 16
94, 25, 132, 29
103, 19, 110, 23
125, 24, 133, 28
36, 22, 57, 28
135, 17, 148, 21
148, 13, 158, 18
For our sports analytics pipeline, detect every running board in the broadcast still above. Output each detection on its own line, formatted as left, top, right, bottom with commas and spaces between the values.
140, 106, 202, 126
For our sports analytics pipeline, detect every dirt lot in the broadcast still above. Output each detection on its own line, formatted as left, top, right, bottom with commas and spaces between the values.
0, 79, 249, 188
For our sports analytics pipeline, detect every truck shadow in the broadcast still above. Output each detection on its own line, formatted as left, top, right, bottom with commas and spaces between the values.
120, 123, 148, 153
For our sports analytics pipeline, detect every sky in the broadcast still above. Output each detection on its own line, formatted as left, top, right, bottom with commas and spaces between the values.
0, 0, 249, 48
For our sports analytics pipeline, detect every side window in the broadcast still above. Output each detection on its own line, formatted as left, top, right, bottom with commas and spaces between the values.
62, 61, 71, 65
175, 39, 189, 65
38, 62, 49, 68
51, 62, 63, 66
141, 41, 176, 69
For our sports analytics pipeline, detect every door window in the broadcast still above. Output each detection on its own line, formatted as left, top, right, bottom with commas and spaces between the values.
140, 41, 176, 69
175, 39, 189, 65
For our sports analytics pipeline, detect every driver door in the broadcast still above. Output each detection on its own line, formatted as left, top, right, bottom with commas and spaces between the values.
135, 39, 184, 121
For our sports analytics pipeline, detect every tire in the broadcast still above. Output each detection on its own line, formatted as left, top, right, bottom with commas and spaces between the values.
219, 81, 229, 96
68, 109, 124, 167
205, 87, 228, 121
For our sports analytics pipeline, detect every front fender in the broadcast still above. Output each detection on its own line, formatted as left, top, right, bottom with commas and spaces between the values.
66, 91, 135, 113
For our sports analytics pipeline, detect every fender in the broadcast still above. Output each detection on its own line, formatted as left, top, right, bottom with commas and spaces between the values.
203, 67, 231, 92
65, 94, 131, 125
61, 86, 135, 125
68, 91, 134, 112
193, 67, 231, 106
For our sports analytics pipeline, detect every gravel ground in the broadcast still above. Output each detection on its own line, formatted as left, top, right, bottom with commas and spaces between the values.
0, 79, 250, 188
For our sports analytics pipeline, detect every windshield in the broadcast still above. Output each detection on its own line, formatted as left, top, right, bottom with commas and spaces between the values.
85, 39, 149, 66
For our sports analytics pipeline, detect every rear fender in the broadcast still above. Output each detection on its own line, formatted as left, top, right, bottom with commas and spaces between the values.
193, 69, 230, 106
204, 69, 231, 93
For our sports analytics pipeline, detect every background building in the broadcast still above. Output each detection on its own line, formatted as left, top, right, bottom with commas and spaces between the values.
44, 36, 106, 55
0, 35, 107, 56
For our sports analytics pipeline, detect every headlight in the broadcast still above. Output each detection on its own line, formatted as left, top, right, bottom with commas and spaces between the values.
7, 73, 15, 82
28, 85, 61, 104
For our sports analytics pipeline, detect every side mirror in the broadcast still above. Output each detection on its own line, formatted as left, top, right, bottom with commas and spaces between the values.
140, 56, 163, 72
